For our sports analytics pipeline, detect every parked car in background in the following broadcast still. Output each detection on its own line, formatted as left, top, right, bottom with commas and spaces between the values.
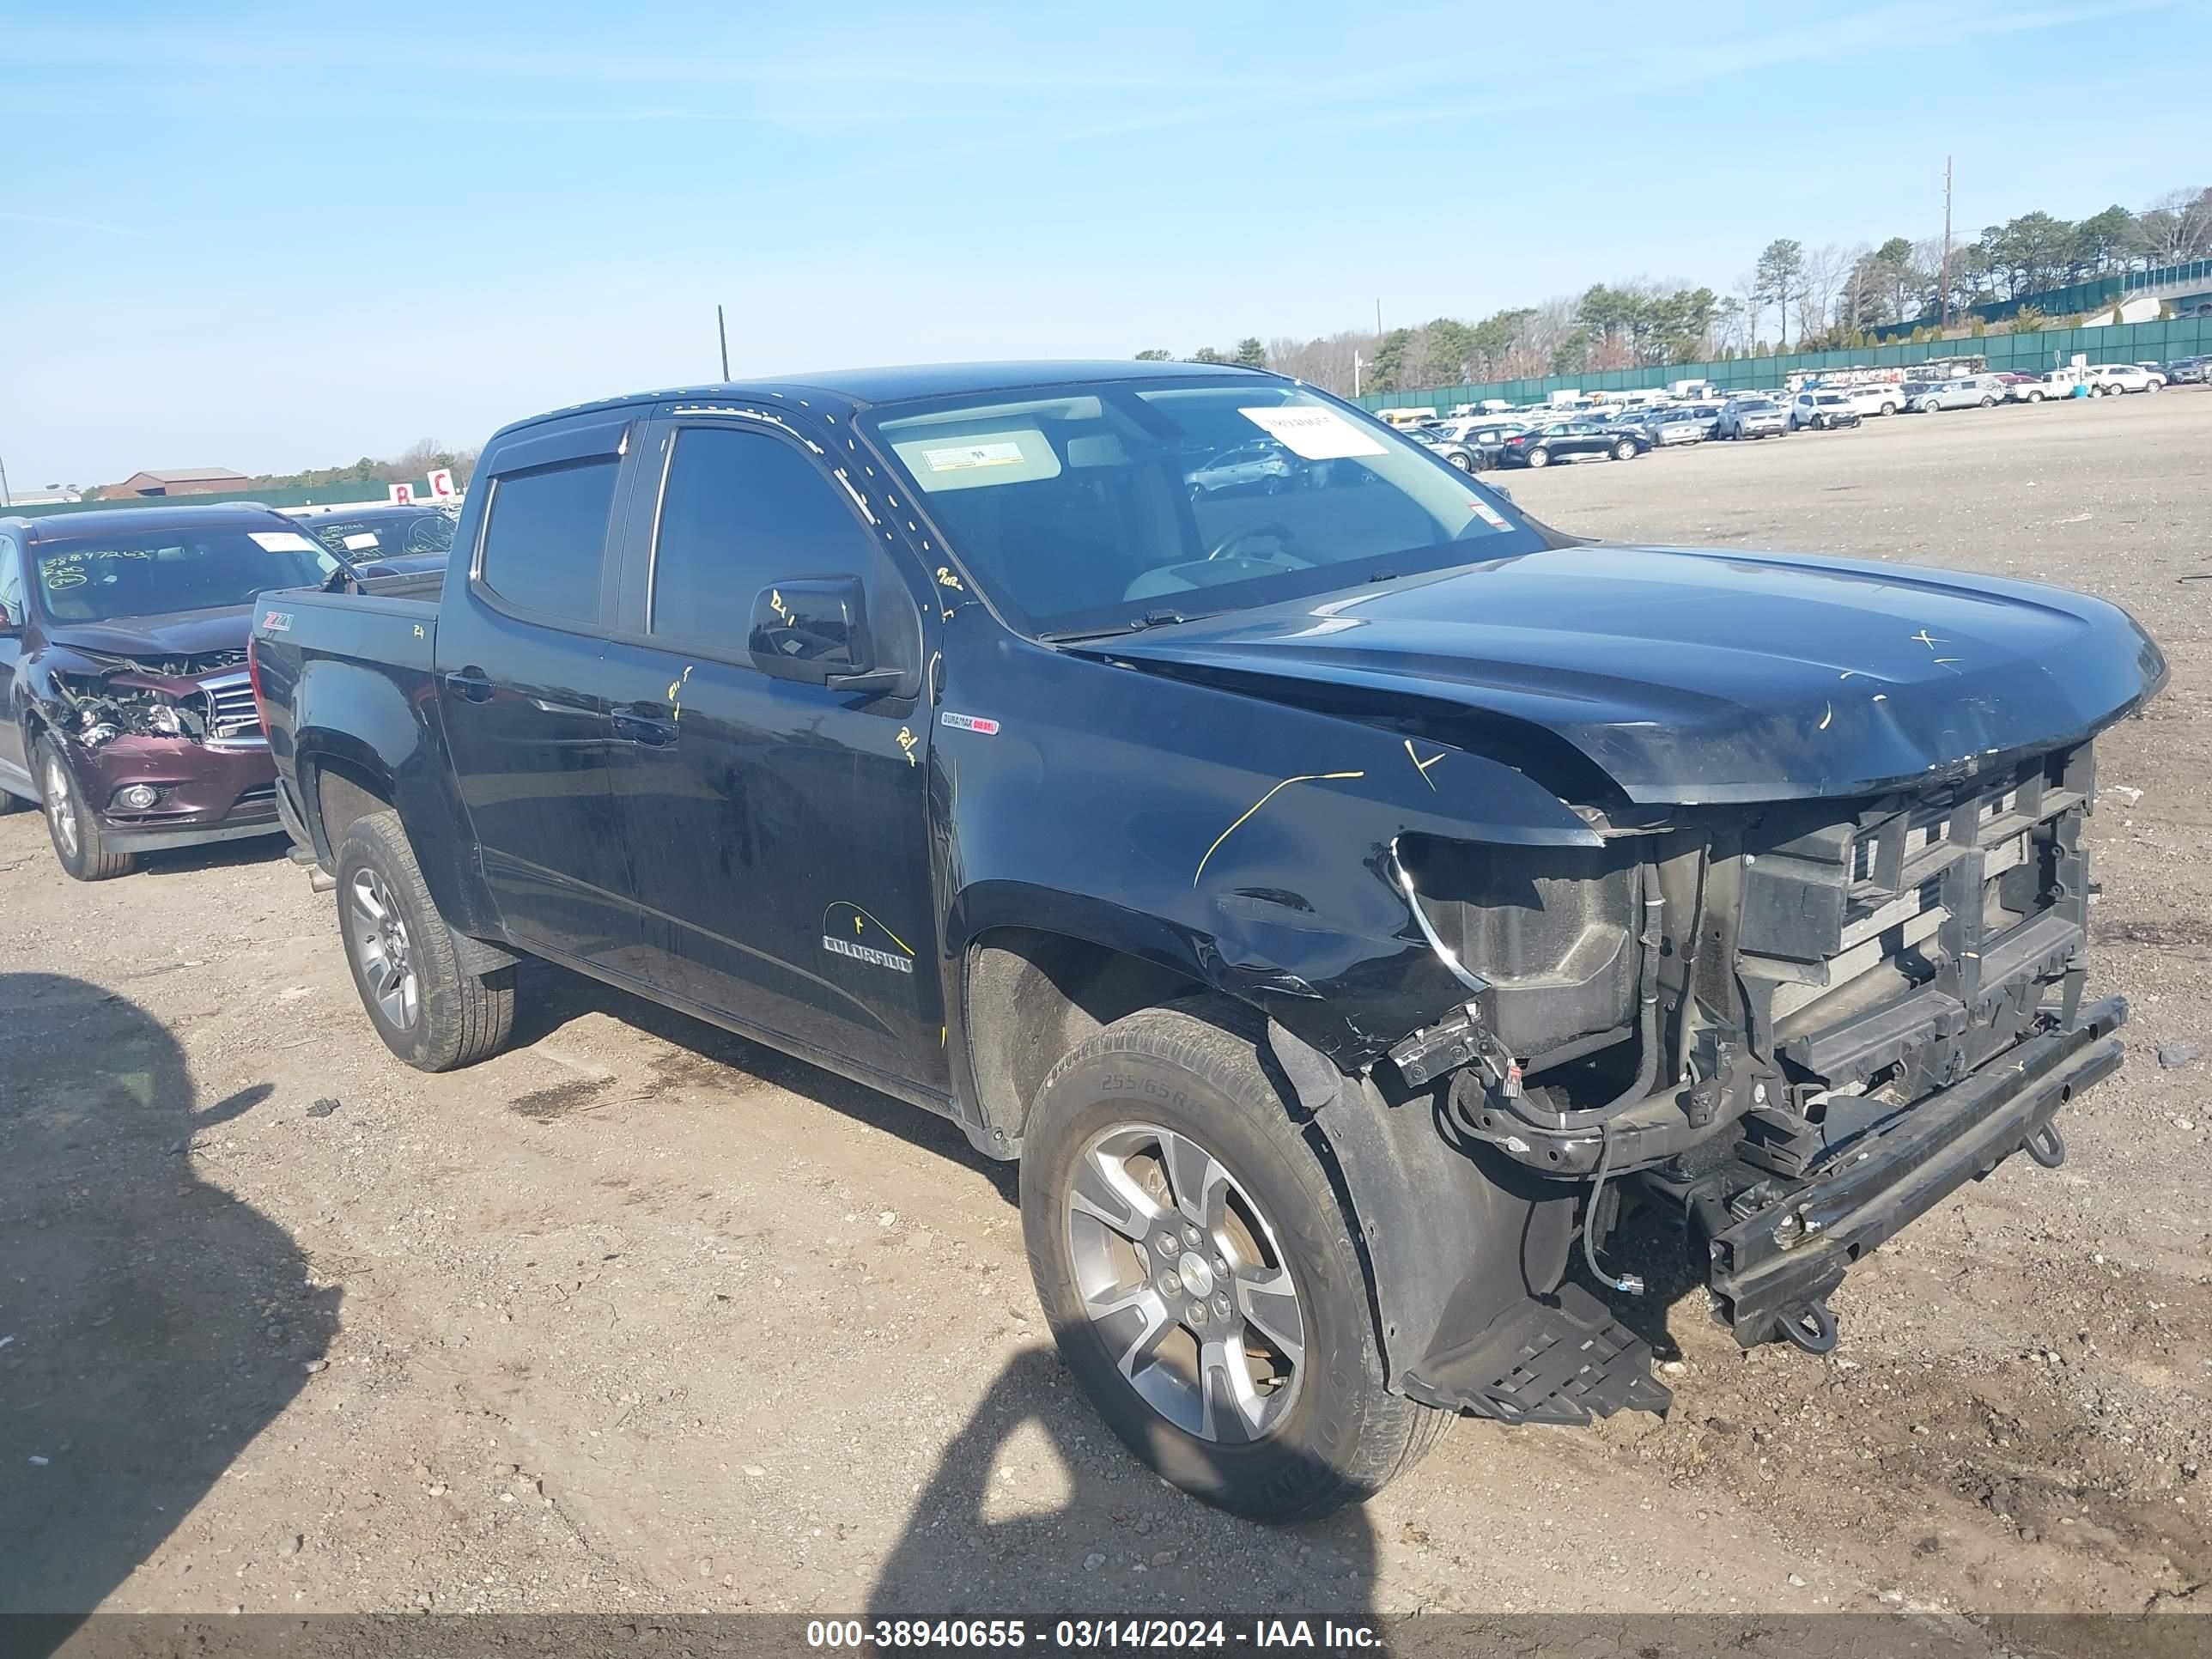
1405, 428, 1482, 471
286, 502, 459, 576
2084, 363, 2165, 395
1788, 391, 1863, 430
1188, 440, 1301, 496
1675, 403, 1726, 441
1716, 398, 1791, 441
0, 504, 319, 878
2007, 373, 2069, 404
1909, 375, 2007, 412
1633, 409, 1708, 447
2158, 356, 2206, 385
1849, 385, 1906, 417
1499, 420, 1650, 467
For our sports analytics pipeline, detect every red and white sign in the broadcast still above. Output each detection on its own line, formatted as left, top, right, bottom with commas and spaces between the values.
387, 483, 416, 504
425, 467, 456, 500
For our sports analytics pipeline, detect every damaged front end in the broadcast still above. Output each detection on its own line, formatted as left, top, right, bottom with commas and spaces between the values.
1385, 738, 2121, 1363
40, 650, 277, 845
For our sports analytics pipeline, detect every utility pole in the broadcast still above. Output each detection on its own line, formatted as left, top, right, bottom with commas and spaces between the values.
716, 305, 731, 381
1938, 155, 1954, 331
1375, 298, 1383, 337
0, 453, 11, 508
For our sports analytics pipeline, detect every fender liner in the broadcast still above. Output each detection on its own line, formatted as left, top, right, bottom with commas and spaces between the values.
1269, 1020, 1577, 1395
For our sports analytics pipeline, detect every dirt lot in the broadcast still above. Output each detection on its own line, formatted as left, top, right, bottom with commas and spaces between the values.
3, 389, 2208, 1629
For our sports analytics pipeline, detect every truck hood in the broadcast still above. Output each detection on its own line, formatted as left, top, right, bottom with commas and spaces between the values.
43, 605, 254, 665
1081, 544, 2166, 805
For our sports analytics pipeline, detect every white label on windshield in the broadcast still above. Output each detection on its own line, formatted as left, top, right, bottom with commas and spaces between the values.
249, 530, 319, 553
921, 441, 1026, 472
1238, 406, 1388, 460
342, 532, 381, 551
1470, 497, 1510, 528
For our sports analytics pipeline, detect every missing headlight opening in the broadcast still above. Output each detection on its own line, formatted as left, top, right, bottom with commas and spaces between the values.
52, 671, 212, 748
1392, 740, 2106, 1188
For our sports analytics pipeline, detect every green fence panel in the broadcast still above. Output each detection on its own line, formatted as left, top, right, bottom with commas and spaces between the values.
4, 480, 447, 520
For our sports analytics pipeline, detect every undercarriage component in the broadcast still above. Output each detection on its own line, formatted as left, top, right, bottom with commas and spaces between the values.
1399, 1282, 1671, 1425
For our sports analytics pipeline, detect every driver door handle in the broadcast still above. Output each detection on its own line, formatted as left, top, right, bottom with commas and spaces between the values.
443, 668, 494, 703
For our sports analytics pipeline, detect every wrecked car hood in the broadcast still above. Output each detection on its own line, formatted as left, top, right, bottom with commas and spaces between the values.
46, 605, 256, 665
1084, 544, 2166, 805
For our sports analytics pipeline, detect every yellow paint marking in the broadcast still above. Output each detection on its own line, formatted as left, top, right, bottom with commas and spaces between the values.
1193, 771, 1365, 889
1818, 703, 1832, 731
1910, 629, 1947, 649
828, 902, 915, 957
1403, 739, 1445, 789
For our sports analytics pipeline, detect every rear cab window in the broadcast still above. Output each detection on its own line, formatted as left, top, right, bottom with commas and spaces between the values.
472, 416, 632, 629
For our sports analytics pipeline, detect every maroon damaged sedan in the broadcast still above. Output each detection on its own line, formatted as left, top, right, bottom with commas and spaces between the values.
0, 503, 331, 879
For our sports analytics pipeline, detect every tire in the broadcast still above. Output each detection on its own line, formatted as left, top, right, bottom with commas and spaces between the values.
35, 735, 133, 881
1980, 396, 1996, 408
1812, 415, 1827, 430
1446, 451, 1472, 471
2027, 390, 2044, 403
1879, 402, 1897, 416
2146, 380, 2160, 392
335, 809, 515, 1072
1021, 1004, 1446, 1522
1611, 440, 1637, 460
1523, 447, 1550, 468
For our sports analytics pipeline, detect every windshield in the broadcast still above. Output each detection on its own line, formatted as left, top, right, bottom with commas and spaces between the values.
301, 509, 457, 563
30, 526, 332, 623
865, 378, 1534, 636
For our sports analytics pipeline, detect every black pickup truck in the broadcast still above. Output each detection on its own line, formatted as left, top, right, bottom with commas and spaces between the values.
251, 362, 2164, 1520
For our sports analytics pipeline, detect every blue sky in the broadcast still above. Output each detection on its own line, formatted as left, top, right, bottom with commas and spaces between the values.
3, 0, 2204, 485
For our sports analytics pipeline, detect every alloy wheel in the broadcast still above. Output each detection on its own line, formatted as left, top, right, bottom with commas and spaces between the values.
348, 866, 420, 1030
1063, 1122, 1305, 1444
43, 753, 78, 860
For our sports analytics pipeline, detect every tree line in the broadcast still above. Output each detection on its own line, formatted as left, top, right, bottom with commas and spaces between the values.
1139, 185, 2210, 397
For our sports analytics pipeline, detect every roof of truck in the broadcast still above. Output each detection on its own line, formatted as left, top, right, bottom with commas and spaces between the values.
488, 360, 1280, 443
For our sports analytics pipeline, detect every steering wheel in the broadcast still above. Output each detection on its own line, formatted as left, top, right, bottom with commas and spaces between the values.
1205, 520, 1300, 563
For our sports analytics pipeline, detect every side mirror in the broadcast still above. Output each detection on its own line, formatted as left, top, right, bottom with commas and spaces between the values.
1488, 483, 1514, 503
748, 577, 902, 694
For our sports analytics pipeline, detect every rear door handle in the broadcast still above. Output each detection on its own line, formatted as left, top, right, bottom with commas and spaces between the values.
611, 711, 679, 747
443, 668, 494, 703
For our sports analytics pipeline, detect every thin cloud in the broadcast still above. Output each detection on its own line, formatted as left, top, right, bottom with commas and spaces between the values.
0, 210, 133, 235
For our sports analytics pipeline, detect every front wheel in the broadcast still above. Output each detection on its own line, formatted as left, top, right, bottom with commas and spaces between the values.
1021, 1005, 1444, 1521
1446, 451, 1472, 471
1612, 440, 1637, 460
336, 810, 515, 1071
2027, 390, 2045, 403
1522, 447, 1550, 468
36, 736, 133, 881
1980, 395, 1996, 407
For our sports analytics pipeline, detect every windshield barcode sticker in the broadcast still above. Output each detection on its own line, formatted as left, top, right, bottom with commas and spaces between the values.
922, 441, 1026, 471
248, 531, 319, 553
1238, 405, 1388, 460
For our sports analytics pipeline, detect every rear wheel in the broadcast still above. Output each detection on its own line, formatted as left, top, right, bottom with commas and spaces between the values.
2027, 390, 2045, 402
1446, 451, 1472, 471
1980, 395, 1996, 407
35, 736, 132, 881
1879, 401, 1897, 416
1611, 440, 1637, 460
336, 810, 514, 1071
1021, 1005, 1445, 1521
1523, 447, 1550, 468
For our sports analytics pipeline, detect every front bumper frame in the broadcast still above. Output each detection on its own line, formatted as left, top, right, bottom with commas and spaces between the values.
1706, 995, 2128, 1346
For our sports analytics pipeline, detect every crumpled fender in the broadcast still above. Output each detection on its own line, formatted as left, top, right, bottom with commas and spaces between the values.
936, 615, 1599, 1072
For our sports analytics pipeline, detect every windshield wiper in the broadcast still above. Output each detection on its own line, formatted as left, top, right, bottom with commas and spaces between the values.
1036, 609, 1208, 644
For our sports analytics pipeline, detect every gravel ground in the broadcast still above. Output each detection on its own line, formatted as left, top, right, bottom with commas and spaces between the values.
1, 388, 2207, 1631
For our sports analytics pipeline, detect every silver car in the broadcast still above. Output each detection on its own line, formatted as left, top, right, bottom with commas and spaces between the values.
1909, 375, 2006, 412
1716, 398, 1790, 440
1634, 409, 1708, 447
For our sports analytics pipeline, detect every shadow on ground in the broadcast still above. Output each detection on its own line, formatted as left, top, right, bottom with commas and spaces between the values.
509, 957, 1018, 1203
0, 972, 337, 1634
867, 1348, 1380, 1620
